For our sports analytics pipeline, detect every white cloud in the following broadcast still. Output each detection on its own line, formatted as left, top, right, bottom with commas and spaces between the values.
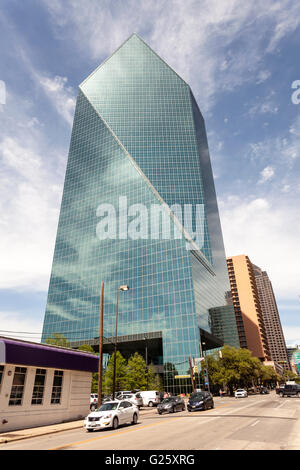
42, 0, 300, 111
281, 326, 300, 346
256, 70, 271, 84
0, 312, 42, 343
258, 166, 275, 183
0, 88, 65, 293
38, 75, 76, 126
219, 195, 300, 300
0, 136, 62, 291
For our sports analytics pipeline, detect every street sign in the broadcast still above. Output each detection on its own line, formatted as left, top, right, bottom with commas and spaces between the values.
175, 375, 191, 379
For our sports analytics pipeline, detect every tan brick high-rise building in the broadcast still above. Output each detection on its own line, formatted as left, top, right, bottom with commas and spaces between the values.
226, 255, 270, 361
252, 264, 290, 370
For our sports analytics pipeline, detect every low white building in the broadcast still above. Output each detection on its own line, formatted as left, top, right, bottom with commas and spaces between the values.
0, 337, 98, 433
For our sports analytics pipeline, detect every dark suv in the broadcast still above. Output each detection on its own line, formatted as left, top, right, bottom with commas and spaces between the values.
187, 391, 214, 411
276, 384, 300, 397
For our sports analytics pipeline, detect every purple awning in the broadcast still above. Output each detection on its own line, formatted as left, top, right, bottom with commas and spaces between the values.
0, 337, 98, 372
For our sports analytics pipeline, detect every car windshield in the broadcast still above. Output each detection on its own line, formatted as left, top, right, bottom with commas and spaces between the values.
97, 403, 118, 411
162, 398, 175, 403
236, 390, 244, 392
190, 393, 205, 400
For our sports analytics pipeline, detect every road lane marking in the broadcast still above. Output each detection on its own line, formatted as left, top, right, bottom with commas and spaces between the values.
49, 417, 185, 450
251, 420, 260, 427
49, 403, 232, 450
49, 399, 271, 450
276, 400, 288, 409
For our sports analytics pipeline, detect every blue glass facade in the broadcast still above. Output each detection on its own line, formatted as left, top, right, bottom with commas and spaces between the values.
42, 34, 239, 391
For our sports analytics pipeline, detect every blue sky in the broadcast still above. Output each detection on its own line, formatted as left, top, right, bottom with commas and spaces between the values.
0, 0, 300, 345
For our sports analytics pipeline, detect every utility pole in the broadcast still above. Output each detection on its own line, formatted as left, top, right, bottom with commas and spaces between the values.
189, 356, 195, 393
97, 282, 104, 407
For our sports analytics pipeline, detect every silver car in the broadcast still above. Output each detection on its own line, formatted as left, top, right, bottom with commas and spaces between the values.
120, 393, 143, 409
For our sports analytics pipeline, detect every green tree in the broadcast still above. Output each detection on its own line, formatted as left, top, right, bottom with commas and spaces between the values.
126, 352, 148, 390
77, 344, 97, 354
45, 333, 70, 347
208, 346, 263, 395
259, 365, 280, 386
147, 363, 163, 391
282, 369, 300, 384
103, 351, 128, 395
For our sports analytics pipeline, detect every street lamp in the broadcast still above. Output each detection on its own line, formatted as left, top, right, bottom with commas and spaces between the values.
112, 285, 129, 399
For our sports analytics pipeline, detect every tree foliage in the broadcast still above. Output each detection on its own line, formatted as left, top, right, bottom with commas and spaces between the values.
101, 351, 163, 394
206, 346, 281, 394
103, 351, 128, 395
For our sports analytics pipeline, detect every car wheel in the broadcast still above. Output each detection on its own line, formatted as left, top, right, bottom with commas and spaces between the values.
90, 404, 96, 411
297, 392, 300, 398
86, 429, 94, 432
279, 392, 284, 398
211, 402, 214, 409
148, 401, 153, 407
182, 406, 185, 411
112, 417, 119, 430
132, 413, 138, 425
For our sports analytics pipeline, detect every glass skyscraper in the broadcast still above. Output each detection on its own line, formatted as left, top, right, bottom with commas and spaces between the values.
42, 34, 239, 392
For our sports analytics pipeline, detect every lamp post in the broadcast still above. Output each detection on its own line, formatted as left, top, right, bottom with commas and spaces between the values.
112, 285, 129, 400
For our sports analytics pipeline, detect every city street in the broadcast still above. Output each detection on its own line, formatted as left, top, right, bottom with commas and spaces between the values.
2, 392, 300, 450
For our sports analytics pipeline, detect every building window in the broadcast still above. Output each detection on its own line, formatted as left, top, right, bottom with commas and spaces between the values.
9, 367, 27, 406
31, 369, 47, 405
51, 370, 64, 404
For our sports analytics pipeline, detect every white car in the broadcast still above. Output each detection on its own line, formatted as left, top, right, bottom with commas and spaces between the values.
139, 390, 161, 407
84, 400, 139, 432
118, 393, 143, 408
235, 389, 248, 398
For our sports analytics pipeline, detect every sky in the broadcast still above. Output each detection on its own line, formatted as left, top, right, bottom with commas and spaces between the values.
0, 0, 300, 346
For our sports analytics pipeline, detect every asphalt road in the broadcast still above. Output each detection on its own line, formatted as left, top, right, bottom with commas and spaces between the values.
2, 392, 300, 450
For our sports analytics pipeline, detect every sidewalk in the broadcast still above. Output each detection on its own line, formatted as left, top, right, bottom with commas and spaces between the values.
0, 407, 156, 444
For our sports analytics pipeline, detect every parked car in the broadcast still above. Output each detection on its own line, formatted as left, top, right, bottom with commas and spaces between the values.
84, 400, 139, 432
260, 387, 269, 394
276, 384, 300, 397
139, 390, 161, 407
235, 389, 248, 398
102, 395, 113, 403
90, 393, 98, 410
116, 390, 132, 396
117, 392, 143, 408
187, 391, 214, 411
157, 396, 185, 414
